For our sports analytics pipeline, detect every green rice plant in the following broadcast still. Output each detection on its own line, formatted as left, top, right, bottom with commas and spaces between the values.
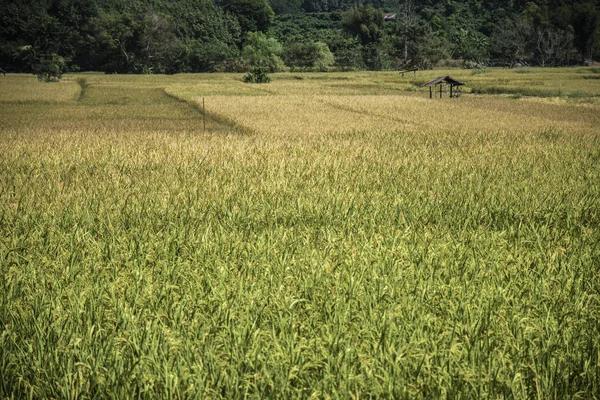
0, 71, 599, 399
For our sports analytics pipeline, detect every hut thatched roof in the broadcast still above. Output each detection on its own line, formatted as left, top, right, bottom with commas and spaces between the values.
423, 76, 465, 87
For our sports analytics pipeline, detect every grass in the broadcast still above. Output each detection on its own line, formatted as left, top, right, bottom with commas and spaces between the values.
0, 69, 599, 398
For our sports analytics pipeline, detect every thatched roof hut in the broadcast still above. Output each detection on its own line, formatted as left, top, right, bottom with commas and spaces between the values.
423, 76, 464, 98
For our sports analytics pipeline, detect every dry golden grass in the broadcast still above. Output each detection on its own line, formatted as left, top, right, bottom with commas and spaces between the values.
162, 70, 599, 138
0, 74, 80, 103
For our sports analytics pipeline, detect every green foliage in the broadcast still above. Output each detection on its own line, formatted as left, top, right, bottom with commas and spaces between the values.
243, 65, 272, 82
570, 1, 599, 61
300, 0, 368, 13
242, 32, 285, 72
0, 71, 599, 398
167, 0, 241, 47
188, 40, 240, 73
33, 53, 66, 81
224, 0, 274, 35
342, 5, 384, 46
283, 41, 335, 71
271, 13, 343, 45
490, 17, 534, 66
166, 0, 242, 72
341, 5, 386, 70
92, 11, 141, 73
0, 0, 598, 73
453, 28, 489, 64
138, 13, 185, 74
385, 20, 451, 69
268, 0, 302, 14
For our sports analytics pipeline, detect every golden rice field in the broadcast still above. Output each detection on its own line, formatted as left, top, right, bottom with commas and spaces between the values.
0, 68, 599, 398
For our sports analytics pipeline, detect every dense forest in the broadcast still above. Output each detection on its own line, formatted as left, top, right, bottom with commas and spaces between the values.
1, 0, 599, 77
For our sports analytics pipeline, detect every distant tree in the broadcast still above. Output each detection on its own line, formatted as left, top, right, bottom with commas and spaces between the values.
93, 11, 141, 73
242, 31, 285, 72
48, 0, 99, 71
188, 40, 240, 72
33, 53, 66, 82
224, 0, 274, 36
138, 13, 184, 74
399, 0, 417, 65
283, 41, 335, 71
452, 28, 489, 65
342, 5, 384, 46
413, 25, 451, 68
328, 35, 364, 70
570, 2, 599, 62
268, 0, 302, 15
535, 27, 575, 66
342, 5, 384, 69
386, 20, 450, 69
165, 0, 242, 72
301, 0, 367, 13
490, 17, 533, 66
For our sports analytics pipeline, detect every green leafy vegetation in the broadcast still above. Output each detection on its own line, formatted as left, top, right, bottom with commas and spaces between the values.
0, 70, 599, 398
242, 32, 285, 72
243, 65, 272, 82
0, 0, 598, 76
33, 53, 66, 82
283, 41, 335, 71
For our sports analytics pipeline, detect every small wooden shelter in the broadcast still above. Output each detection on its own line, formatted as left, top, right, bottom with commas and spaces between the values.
423, 76, 464, 98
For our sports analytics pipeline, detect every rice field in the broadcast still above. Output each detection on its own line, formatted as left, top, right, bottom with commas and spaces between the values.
0, 68, 599, 398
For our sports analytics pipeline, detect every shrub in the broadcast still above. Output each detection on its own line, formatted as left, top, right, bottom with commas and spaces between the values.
243, 65, 271, 83
34, 54, 66, 82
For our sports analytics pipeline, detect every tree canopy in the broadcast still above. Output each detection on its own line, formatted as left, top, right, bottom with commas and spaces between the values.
0, 0, 598, 75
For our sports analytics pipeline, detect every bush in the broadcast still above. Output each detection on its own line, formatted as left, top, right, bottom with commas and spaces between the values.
243, 65, 271, 83
34, 54, 66, 82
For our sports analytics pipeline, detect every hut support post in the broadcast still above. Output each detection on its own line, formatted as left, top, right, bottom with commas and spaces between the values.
429, 86, 432, 99
439, 83, 443, 98
450, 84, 453, 98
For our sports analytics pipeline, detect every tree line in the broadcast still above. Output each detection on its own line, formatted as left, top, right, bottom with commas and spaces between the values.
1, 0, 598, 79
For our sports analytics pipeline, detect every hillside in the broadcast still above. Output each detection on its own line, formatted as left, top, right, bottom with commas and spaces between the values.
1, 0, 598, 75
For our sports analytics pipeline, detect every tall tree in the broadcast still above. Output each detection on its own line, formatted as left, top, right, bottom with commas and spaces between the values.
571, 1, 599, 61
342, 5, 385, 69
241, 31, 285, 72
490, 16, 533, 66
224, 0, 275, 36
138, 12, 184, 74
400, 0, 417, 65
342, 5, 384, 46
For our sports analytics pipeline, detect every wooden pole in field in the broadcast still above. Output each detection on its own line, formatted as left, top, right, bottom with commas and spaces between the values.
203, 97, 206, 132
